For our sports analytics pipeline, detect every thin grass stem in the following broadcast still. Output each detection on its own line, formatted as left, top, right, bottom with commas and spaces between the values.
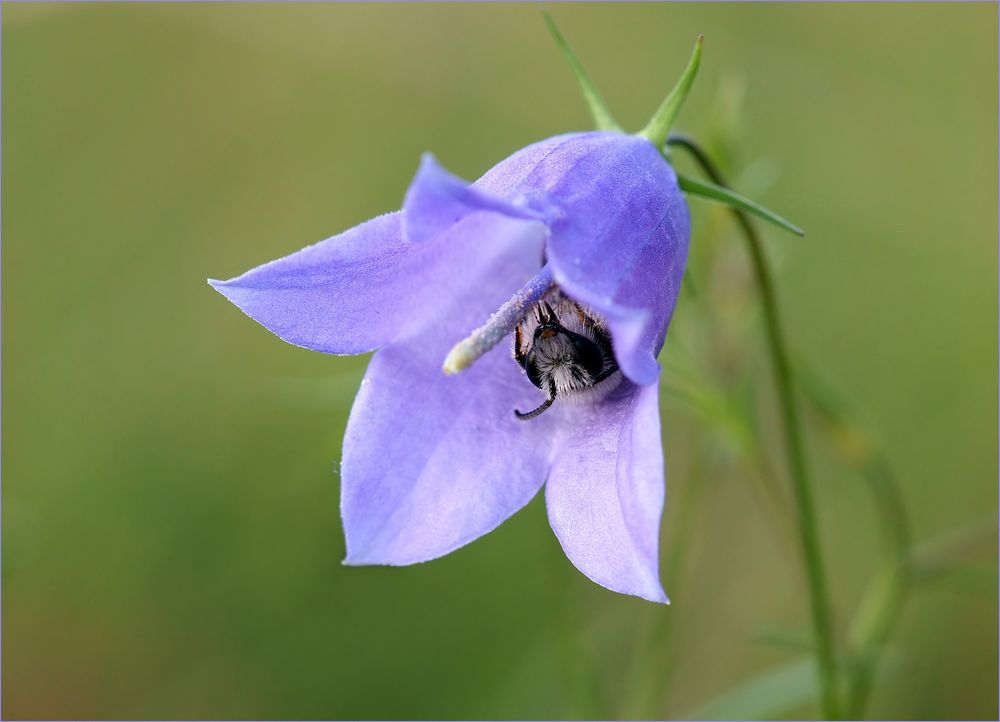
667, 133, 841, 720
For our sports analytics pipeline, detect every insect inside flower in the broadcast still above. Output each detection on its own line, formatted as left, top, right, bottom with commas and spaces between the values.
513, 291, 621, 420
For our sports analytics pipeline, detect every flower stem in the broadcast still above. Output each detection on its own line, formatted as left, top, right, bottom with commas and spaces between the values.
667, 134, 841, 720
798, 362, 913, 718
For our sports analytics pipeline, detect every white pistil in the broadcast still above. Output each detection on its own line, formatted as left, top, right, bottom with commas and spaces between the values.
443, 265, 554, 375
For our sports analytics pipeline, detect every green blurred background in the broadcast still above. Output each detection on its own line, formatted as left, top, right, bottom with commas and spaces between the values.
3, 3, 996, 720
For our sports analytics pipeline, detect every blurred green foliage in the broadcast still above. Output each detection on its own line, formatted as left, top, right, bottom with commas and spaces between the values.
3, 3, 996, 720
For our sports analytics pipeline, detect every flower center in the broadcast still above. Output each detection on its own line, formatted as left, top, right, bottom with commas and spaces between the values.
442, 266, 620, 420
511, 289, 620, 420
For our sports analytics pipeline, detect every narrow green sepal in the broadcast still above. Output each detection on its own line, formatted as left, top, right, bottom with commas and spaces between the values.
542, 11, 622, 132
677, 173, 805, 237
638, 35, 703, 146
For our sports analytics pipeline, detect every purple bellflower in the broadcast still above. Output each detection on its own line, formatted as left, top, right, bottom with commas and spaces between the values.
210, 27, 798, 602
213, 131, 686, 602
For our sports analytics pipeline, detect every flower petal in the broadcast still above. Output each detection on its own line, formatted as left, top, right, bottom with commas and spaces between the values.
474, 132, 600, 195
210, 158, 548, 356
341, 211, 558, 565
404, 153, 546, 244
548, 278, 660, 386
545, 379, 668, 603
483, 132, 691, 385
209, 212, 408, 354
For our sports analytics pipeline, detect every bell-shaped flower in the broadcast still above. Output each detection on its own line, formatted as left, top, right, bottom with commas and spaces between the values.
210, 26, 799, 602
212, 130, 688, 602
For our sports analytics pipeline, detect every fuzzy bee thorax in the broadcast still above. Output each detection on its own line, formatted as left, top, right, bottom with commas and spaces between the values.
511, 288, 621, 419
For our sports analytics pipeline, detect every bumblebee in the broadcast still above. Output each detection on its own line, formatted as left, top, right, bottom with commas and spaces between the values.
512, 291, 621, 420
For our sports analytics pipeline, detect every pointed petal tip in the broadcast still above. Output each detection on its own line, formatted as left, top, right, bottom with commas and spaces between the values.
633, 580, 670, 605
341, 541, 384, 567
207, 274, 261, 310
418, 150, 439, 172
208, 275, 252, 295
563, 554, 670, 604
341, 552, 400, 567
208, 276, 238, 299
613, 575, 670, 605
410, 152, 449, 196
404, 149, 548, 245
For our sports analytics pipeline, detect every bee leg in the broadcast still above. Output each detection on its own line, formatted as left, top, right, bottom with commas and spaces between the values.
513, 325, 527, 365
592, 362, 620, 384
515, 381, 557, 420
515, 395, 555, 420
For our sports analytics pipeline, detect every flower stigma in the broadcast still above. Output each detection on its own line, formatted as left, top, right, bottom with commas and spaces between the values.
442, 265, 554, 375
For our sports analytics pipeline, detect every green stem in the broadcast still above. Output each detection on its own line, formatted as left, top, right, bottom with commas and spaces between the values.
797, 355, 915, 719
668, 133, 841, 719
844, 455, 910, 718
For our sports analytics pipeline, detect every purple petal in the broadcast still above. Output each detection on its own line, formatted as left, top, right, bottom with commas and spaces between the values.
549, 279, 660, 386
477, 132, 691, 385
209, 212, 407, 354
474, 132, 599, 195
545, 380, 668, 603
210, 158, 547, 355
341, 211, 558, 565
404, 153, 546, 244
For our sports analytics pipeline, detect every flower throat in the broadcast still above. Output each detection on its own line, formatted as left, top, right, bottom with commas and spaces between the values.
441, 266, 620, 420
511, 291, 619, 419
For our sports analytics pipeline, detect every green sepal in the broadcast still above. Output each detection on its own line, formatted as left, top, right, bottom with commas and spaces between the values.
542, 11, 622, 132
677, 173, 805, 237
638, 35, 703, 146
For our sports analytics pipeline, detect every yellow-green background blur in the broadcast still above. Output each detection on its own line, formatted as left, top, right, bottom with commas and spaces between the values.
3, 3, 996, 720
